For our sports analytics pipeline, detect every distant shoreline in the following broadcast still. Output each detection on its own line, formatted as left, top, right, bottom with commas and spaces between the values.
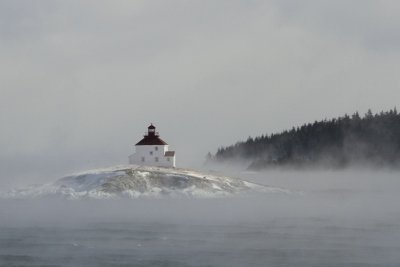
210, 109, 400, 170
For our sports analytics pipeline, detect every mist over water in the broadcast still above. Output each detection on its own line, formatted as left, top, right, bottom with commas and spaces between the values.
1, 170, 400, 266
1, 0, 399, 265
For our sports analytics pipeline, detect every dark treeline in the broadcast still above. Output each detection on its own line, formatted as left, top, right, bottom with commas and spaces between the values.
212, 109, 400, 169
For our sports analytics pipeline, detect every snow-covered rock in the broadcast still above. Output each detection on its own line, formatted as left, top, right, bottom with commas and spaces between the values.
0, 165, 287, 200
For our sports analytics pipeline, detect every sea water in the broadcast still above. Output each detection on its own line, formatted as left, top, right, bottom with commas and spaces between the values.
1, 170, 400, 267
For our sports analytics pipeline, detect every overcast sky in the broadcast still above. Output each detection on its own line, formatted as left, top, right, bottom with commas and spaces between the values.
1, 0, 399, 187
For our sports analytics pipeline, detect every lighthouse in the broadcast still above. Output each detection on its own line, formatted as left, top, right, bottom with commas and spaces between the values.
128, 124, 176, 167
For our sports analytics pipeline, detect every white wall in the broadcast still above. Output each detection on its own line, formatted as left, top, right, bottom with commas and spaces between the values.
129, 145, 175, 167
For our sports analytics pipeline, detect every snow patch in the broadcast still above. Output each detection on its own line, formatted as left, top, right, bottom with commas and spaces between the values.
0, 165, 289, 200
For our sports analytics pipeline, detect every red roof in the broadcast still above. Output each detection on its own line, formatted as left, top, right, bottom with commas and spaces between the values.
135, 136, 168, 146
165, 151, 175, 157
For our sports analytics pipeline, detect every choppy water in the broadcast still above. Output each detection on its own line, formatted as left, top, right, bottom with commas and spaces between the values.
1, 219, 400, 267
1, 170, 400, 266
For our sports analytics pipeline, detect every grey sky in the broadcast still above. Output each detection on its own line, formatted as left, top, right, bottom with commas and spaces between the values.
1, 0, 399, 187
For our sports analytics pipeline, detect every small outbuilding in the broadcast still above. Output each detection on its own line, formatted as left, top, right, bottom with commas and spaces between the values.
129, 124, 176, 167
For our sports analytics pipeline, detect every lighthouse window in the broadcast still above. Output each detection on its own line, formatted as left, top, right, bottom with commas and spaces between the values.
167, 158, 170, 162
155, 157, 159, 162
155, 147, 158, 151
150, 151, 153, 155
141, 157, 145, 162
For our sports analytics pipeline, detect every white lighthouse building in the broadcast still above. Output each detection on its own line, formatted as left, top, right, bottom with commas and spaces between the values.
129, 124, 176, 168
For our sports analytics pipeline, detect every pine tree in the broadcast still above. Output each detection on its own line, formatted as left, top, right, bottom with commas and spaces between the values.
211, 109, 400, 169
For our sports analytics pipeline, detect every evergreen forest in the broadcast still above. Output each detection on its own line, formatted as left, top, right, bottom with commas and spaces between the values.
211, 109, 400, 169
